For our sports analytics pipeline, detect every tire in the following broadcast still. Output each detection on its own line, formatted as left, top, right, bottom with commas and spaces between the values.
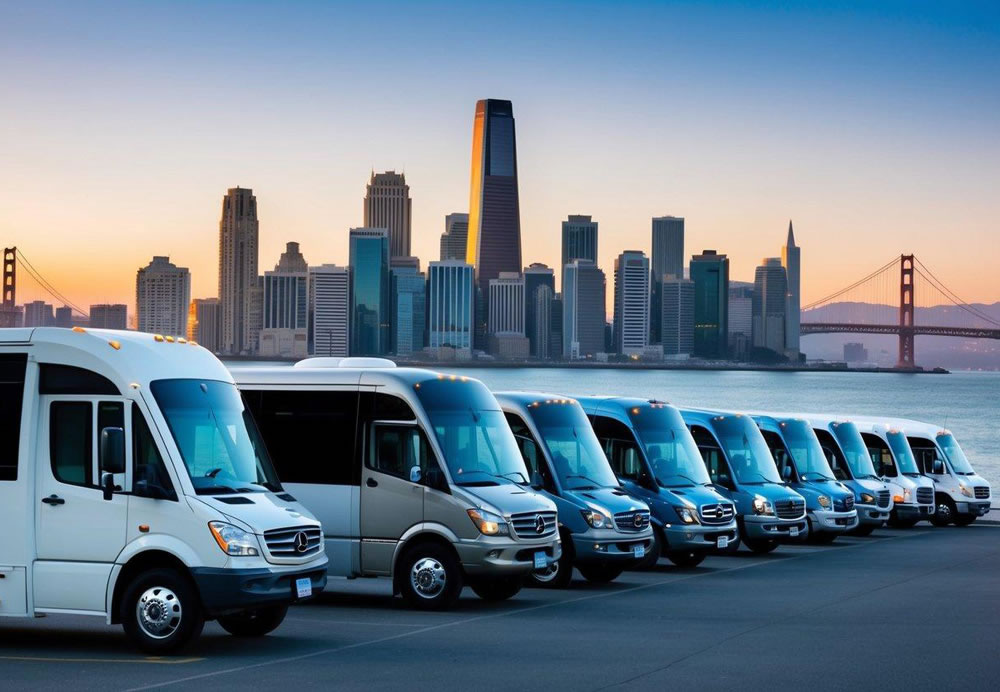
743, 537, 779, 554
120, 568, 205, 654
577, 564, 624, 583
953, 515, 976, 527
218, 606, 288, 637
932, 496, 955, 527
634, 527, 663, 570
811, 531, 838, 544
469, 575, 522, 601
528, 549, 574, 589
666, 551, 706, 568
888, 511, 918, 529
850, 524, 876, 537
398, 543, 463, 610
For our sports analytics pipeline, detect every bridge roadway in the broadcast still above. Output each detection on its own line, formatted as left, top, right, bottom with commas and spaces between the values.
1, 524, 998, 691
802, 322, 1000, 339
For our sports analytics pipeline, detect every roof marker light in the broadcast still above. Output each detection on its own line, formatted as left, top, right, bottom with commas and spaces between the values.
108, 340, 121, 350
189, 340, 198, 346
153, 334, 164, 342
165, 336, 175, 343
177, 337, 187, 344
72, 326, 86, 333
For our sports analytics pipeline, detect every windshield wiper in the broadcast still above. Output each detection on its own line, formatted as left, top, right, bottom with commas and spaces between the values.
564, 473, 603, 489
197, 484, 240, 495
801, 471, 835, 481
658, 472, 706, 487
741, 471, 780, 485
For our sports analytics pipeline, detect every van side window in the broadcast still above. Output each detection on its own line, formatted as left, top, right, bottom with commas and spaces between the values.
591, 415, 644, 481
370, 425, 433, 480
815, 429, 850, 481
861, 433, 896, 477
761, 431, 795, 481
907, 437, 940, 474
39, 364, 119, 395
50, 401, 94, 487
690, 425, 734, 489
0, 354, 27, 481
504, 412, 554, 490
376, 393, 416, 421
133, 403, 177, 500
98, 401, 124, 468
243, 389, 359, 486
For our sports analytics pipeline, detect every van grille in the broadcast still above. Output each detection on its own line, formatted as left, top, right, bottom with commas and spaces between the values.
877, 490, 891, 508
916, 488, 934, 505
614, 510, 651, 532
263, 526, 323, 558
834, 495, 855, 512
699, 503, 735, 526
774, 498, 806, 519
510, 511, 557, 539
974, 487, 990, 499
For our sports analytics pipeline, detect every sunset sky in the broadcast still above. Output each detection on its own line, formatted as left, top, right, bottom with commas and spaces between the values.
1, 1, 997, 316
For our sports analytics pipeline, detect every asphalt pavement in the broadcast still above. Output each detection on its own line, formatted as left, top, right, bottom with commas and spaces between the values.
2, 524, 998, 691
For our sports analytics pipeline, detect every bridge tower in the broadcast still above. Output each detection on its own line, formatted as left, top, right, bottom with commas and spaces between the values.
897, 254, 915, 368
1, 247, 17, 329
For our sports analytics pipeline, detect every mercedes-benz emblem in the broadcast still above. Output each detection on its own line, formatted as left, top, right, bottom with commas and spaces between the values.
293, 531, 310, 553
534, 514, 546, 534
633, 513, 644, 528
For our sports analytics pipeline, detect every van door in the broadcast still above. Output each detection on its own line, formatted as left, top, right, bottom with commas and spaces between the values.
34, 396, 129, 612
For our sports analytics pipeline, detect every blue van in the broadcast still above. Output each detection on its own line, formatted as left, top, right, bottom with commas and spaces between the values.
576, 397, 738, 568
496, 393, 653, 587
752, 415, 860, 543
680, 409, 808, 553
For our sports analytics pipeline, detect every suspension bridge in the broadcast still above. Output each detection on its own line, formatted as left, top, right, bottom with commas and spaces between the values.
801, 254, 1000, 368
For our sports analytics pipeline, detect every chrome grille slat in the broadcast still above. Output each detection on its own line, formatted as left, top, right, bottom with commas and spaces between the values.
974, 487, 989, 499
614, 510, 651, 532
877, 490, 891, 508
263, 526, 323, 557
774, 498, 806, 519
510, 511, 557, 538
834, 495, 855, 512
699, 503, 735, 526
916, 488, 933, 505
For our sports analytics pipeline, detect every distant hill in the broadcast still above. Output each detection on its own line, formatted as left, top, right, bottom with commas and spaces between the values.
801, 302, 1000, 370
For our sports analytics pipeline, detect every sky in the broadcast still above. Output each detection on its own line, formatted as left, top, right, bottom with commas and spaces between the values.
1, 0, 998, 317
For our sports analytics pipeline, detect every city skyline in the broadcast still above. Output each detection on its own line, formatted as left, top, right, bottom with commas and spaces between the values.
2, 2, 997, 312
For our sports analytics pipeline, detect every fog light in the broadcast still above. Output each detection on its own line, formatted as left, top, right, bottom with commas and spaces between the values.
487, 550, 501, 559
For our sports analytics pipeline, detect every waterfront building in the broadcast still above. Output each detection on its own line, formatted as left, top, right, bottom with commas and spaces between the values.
727, 281, 754, 361
561, 215, 598, 291
563, 260, 606, 359
349, 228, 390, 356
308, 264, 350, 357
218, 187, 260, 355
22, 300, 54, 328
753, 258, 788, 355
189, 298, 222, 353
782, 220, 801, 359
53, 306, 72, 328
844, 342, 868, 363
690, 250, 729, 359
661, 277, 694, 356
391, 258, 426, 357
440, 213, 469, 261
650, 216, 684, 344
260, 242, 308, 358
427, 260, 475, 359
613, 250, 650, 356
524, 263, 555, 357
136, 256, 190, 337
488, 272, 527, 359
534, 284, 554, 359
550, 294, 564, 360
90, 303, 128, 330
364, 171, 412, 259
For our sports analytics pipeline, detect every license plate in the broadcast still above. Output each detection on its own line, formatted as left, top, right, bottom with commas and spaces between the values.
633, 544, 645, 559
295, 577, 313, 599
789, 527, 800, 538
717, 536, 729, 550
533, 551, 547, 570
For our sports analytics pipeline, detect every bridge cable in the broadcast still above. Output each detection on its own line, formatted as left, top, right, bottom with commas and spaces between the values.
14, 251, 90, 318
912, 265, 1000, 328
802, 255, 899, 312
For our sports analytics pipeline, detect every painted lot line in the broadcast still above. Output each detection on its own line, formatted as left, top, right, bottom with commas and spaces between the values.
125, 530, 928, 691
0, 656, 203, 665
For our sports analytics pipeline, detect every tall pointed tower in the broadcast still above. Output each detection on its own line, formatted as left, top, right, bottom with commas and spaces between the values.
781, 220, 801, 359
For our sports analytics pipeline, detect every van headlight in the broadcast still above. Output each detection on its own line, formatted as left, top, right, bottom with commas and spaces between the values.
208, 521, 260, 557
581, 508, 615, 529
673, 506, 699, 524
817, 495, 831, 509
859, 492, 876, 504
467, 509, 510, 536
752, 496, 774, 516
959, 483, 974, 498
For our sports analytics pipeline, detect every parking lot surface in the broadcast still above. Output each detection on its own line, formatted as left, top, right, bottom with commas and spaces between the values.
2, 524, 998, 691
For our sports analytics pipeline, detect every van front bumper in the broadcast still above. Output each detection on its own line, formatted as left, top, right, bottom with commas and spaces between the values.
191, 560, 328, 617
456, 536, 562, 577
856, 504, 891, 526
742, 515, 808, 541
956, 501, 991, 517
663, 520, 739, 552
894, 502, 934, 519
808, 509, 859, 534
572, 529, 653, 566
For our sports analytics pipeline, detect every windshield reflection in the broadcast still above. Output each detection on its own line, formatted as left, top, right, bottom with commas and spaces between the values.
527, 400, 618, 490
779, 420, 836, 481
629, 405, 711, 487
710, 415, 783, 485
935, 433, 976, 475
831, 422, 880, 479
886, 431, 920, 474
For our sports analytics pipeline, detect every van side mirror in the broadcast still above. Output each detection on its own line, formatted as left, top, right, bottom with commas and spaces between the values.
409, 465, 422, 483
100, 427, 126, 475
530, 470, 544, 491
932, 459, 945, 475
101, 472, 115, 501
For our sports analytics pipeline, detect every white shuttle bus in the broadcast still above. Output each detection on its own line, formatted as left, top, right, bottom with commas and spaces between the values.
0, 328, 327, 653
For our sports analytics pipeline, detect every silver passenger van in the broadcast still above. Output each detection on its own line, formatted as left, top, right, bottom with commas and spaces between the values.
233, 359, 561, 609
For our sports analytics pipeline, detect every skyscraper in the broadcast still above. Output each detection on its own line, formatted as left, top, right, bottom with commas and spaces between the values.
466, 99, 522, 340
53, 306, 72, 328
727, 281, 754, 360
440, 213, 469, 261
563, 260, 606, 359
661, 278, 695, 356
523, 263, 555, 357
260, 241, 309, 358
427, 260, 475, 358
488, 272, 528, 358
613, 250, 650, 356
364, 171, 412, 259
781, 220, 801, 359
136, 256, 191, 337
534, 284, 554, 359
218, 187, 259, 355
90, 304, 128, 330
391, 258, 426, 357
22, 300, 54, 328
753, 258, 788, 355
561, 215, 598, 291
650, 216, 684, 344
690, 250, 729, 359
308, 265, 350, 357
190, 298, 222, 353
349, 228, 390, 356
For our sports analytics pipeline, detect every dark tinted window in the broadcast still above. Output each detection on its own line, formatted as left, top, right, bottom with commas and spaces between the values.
51, 401, 93, 487
504, 412, 554, 490
815, 429, 850, 481
40, 364, 119, 395
761, 430, 795, 481
133, 403, 176, 500
97, 401, 124, 471
861, 433, 896, 477
243, 389, 359, 486
591, 415, 645, 481
0, 354, 27, 481
370, 424, 433, 480
376, 393, 416, 421
907, 437, 941, 475
691, 425, 734, 489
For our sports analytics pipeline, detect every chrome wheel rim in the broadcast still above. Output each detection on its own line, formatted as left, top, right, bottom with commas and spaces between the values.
410, 557, 446, 599
533, 560, 560, 583
136, 586, 182, 640
937, 502, 952, 521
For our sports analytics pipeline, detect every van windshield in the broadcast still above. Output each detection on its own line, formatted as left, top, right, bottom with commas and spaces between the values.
526, 400, 618, 490
779, 420, 836, 481
935, 433, 976, 474
150, 379, 281, 495
629, 405, 711, 487
415, 377, 530, 486
886, 431, 920, 475
709, 415, 782, 485
831, 422, 880, 479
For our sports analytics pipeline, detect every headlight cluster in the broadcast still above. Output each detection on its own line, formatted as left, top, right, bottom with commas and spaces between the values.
752, 496, 774, 516
467, 509, 510, 536
674, 506, 699, 525
581, 508, 615, 529
208, 521, 260, 557
859, 493, 876, 504
959, 484, 974, 498
817, 495, 831, 509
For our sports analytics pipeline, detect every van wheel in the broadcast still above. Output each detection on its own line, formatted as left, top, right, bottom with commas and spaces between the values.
577, 564, 624, 583
850, 524, 876, 537
528, 551, 573, 589
932, 497, 955, 526
121, 568, 204, 654
953, 515, 976, 527
888, 511, 918, 529
399, 544, 463, 610
218, 606, 288, 637
666, 551, 705, 568
469, 576, 522, 601
743, 538, 778, 554
634, 527, 663, 570
811, 531, 838, 544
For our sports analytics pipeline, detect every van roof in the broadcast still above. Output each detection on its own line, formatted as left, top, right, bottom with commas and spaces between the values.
229, 364, 479, 388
